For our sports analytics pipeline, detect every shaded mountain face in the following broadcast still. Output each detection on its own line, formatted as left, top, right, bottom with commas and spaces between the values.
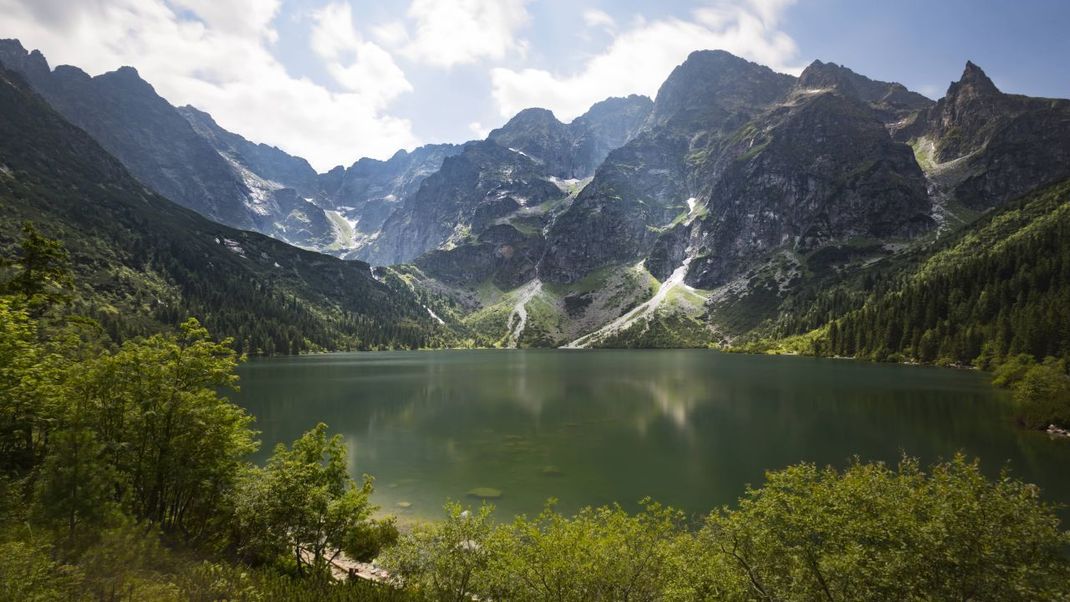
685, 86, 933, 288
319, 144, 462, 243
356, 140, 567, 266
539, 50, 798, 282
0, 39, 342, 249
0, 40, 252, 229
542, 52, 934, 291
894, 62, 1070, 212
347, 96, 652, 267
0, 65, 453, 352
796, 60, 932, 123
486, 95, 652, 179
179, 105, 320, 198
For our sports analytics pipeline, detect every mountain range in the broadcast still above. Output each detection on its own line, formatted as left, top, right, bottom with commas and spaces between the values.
2, 38, 1068, 357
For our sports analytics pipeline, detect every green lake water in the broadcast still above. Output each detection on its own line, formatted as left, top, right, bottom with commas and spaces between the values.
232, 350, 1070, 521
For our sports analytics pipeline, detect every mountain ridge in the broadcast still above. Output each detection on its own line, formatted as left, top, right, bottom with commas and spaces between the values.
4, 37, 1067, 354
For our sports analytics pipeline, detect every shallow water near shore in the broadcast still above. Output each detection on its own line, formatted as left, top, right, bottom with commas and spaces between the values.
232, 350, 1070, 522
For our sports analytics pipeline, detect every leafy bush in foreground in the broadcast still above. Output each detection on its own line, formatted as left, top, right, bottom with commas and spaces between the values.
385, 456, 1069, 601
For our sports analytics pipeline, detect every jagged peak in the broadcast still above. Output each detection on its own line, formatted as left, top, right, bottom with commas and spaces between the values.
111, 65, 142, 79
0, 38, 27, 52
797, 60, 859, 94
52, 64, 91, 81
488, 107, 566, 143
0, 39, 51, 74
502, 107, 561, 125
580, 94, 653, 114
948, 60, 1000, 97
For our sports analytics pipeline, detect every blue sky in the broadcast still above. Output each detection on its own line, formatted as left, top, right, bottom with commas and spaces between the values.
3, 0, 1068, 171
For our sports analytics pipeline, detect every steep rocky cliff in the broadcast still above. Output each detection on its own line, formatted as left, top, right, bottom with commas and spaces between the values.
895, 62, 1070, 212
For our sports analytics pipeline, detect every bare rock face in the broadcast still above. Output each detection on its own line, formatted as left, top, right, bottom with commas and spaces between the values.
0, 40, 255, 229
538, 50, 934, 289
687, 88, 933, 288
796, 60, 933, 123
896, 61, 1070, 211
356, 141, 563, 266
540, 50, 796, 283
487, 95, 653, 179
414, 224, 544, 290
0, 39, 349, 248
319, 144, 461, 235
354, 96, 652, 268
179, 105, 320, 199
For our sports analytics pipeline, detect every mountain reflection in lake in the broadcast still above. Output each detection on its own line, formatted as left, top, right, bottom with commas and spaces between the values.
233, 350, 1070, 521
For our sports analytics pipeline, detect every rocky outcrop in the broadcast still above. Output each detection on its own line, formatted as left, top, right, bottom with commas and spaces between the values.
414, 224, 544, 290
539, 50, 795, 283
487, 95, 652, 179
797, 60, 932, 123
355, 97, 650, 268
895, 61, 1070, 211
0, 39, 255, 229
179, 105, 320, 198
321, 144, 461, 236
357, 141, 564, 266
687, 88, 932, 288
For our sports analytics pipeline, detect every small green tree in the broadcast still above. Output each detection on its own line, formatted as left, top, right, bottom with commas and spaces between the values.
0, 540, 83, 602
0, 298, 71, 472
237, 423, 391, 576
33, 428, 119, 553
382, 502, 496, 601
3, 222, 72, 311
1013, 358, 1070, 429
489, 500, 685, 601
70, 318, 256, 540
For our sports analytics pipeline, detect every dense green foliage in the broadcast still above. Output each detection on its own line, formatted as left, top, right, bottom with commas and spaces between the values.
384, 456, 1068, 601
0, 66, 456, 354
820, 181, 1070, 367
0, 228, 401, 599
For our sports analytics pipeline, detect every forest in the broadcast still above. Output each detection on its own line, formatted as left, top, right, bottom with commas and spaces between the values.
738, 180, 1070, 430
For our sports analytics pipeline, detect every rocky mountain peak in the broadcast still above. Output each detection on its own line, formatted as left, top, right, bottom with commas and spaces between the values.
649, 49, 795, 130
486, 97, 649, 180
797, 60, 859, 95
795, 59, 932, 121
948, 60, 1001, 99
500, 107, 560, 127
488, 107, 567, 146
95, 65, 157, 94
571, 94, 653, 140
0, 39, 51, 77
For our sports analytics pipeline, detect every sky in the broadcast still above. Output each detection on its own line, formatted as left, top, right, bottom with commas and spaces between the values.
2, 0, 1068, 172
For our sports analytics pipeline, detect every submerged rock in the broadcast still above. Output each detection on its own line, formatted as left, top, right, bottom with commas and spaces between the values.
467, 487, 503, 500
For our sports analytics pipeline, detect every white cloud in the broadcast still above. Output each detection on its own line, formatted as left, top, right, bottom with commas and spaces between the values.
582, 9, 616, 31
490, 0, 802, 121
396, 0, 531, 67
0, 0, 418, 171
468, 121, 490, 139
311, 2, 412, 107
